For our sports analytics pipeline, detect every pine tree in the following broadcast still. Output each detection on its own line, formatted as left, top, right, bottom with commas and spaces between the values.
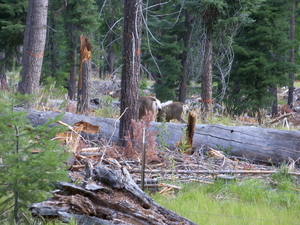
42, 0, 100, 99
142, 0, 185, 102
96, 0, 123, 77
225, 0, 297, 122
185, 0, 264, 121
0, 92, 70, 224
0, 0, 27, 77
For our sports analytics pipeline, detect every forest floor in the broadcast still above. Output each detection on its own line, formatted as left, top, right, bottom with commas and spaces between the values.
64, 78, 300, 193
28, 79, 300, 224
66, 126, 300, 196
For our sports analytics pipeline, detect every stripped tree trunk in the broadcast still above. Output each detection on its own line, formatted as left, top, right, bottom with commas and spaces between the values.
77, 36, 92, 115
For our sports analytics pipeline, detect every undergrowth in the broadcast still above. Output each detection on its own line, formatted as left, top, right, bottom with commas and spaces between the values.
152, 176, 300, 225
123, 111, 161, 163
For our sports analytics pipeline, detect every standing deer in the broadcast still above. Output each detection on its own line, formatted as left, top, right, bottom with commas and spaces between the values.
109, 88, 162, 120
156, 102, 186, 123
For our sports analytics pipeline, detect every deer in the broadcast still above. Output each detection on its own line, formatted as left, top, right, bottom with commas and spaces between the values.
108, 88, 162, 121
156, 102, 186, 123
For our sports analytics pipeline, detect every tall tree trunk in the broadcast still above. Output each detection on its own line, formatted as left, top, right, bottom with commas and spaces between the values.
68, 33, 78, 100
18, 0, 48, 105
179, 10, 192, 103
201, 32, 213, 122
288, 2, 295, 106
0, 52, 9, 90
119, 0, 142, 147
107, 25, 115, 75
77, 36, 92, 115
270, 85, 278, 117
200, 7, 215, 123
47, 14, 58, 78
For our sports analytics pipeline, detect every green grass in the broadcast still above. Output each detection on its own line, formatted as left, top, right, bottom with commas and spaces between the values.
152, 177, 300, 225
294, 81, 300, 88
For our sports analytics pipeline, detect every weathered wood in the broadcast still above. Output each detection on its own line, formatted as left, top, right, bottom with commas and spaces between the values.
29, 166, 197, 225
24, 109, 300, 163
193, 124, 300, 164
77, 35, 92, 115
128, 169, 300, 176
185, 112, 196, 155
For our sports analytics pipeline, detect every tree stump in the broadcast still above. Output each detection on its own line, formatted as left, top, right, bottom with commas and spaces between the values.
29, 165, 197, 225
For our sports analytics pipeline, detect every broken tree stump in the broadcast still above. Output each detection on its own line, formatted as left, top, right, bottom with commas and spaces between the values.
29, 165, 197, 225
77, 35, 92, 115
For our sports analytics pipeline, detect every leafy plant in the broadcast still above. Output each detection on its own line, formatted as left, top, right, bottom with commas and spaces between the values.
156, 116, 169, 151
0, 92, 70, 224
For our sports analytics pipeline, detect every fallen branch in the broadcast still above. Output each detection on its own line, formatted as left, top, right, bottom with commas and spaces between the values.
264, 113, 294, 126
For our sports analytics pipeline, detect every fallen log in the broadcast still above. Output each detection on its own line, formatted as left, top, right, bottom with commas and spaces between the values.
29, 165, 197, 225
24, 109, 300, 164
128, 169, 300, 176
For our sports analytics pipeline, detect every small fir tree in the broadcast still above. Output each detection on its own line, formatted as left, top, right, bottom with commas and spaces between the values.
0, 92, 70, 224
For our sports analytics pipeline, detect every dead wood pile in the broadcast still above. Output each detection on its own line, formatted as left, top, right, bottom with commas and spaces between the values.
29, 163, 197, 225
26, 110, 300, 224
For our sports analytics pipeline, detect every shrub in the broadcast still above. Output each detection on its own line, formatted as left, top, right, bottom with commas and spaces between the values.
0, 92, 70, 224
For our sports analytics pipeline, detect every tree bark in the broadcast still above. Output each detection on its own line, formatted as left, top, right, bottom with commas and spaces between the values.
201, 21, 213, 122
119, 0, 142, 146
270, 85, 278, 117
18, 0, 48, 103
24, 109, 300, 164
107, 25, 115, 75
68, 33, 78, 100
0, 52, 9, 90
29, 166, 197, 225
178, 10, 192, 103
288, 2, 295, 106
77, 36, 92, 115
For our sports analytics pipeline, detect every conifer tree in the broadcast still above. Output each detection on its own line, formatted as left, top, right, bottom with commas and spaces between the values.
225, 0, 297, 122
96, 0, 123, 77
42, 0, 100, 98
0, 92, 70, 224
0, 0, 27, 86
187, 0, 263, 121
142, 0, 185, 102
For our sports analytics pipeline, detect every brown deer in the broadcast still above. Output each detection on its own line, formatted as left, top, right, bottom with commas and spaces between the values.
109, 88, 162, 120
278, 104, 295, 115
156, 102, 186, 123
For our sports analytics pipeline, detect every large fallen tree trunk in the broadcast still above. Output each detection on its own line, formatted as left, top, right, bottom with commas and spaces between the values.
29, 165, 197, 225
25, 109, 300, 163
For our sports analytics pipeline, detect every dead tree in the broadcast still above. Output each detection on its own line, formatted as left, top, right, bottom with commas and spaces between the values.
29, 165, 197, 225
77, 35, 92, 115
24, 109, 300, 164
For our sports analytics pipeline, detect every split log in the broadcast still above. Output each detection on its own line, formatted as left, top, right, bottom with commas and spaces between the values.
29, 165, 197, 225
24, 109, 300, 164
